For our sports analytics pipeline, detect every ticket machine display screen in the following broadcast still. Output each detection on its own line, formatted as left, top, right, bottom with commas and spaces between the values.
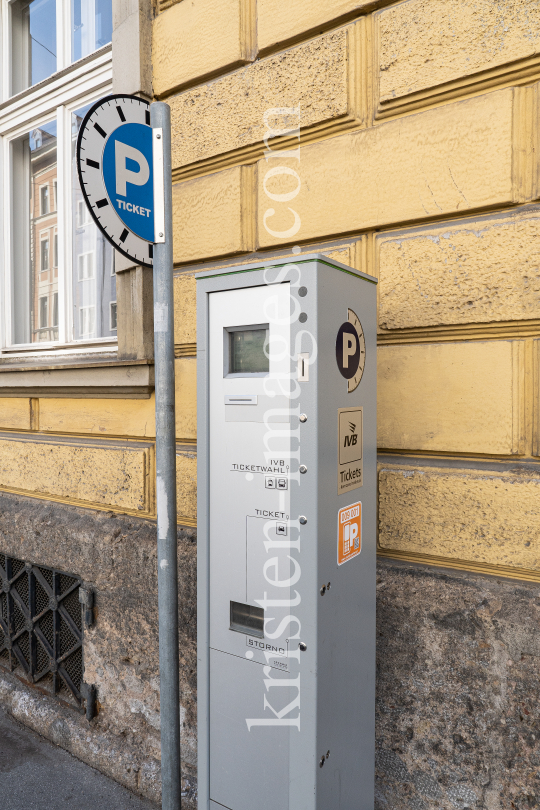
228, 327, 269, 375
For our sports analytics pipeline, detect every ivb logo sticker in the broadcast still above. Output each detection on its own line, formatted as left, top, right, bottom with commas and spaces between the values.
336, 308, 366, 393
338, 407, 363, 495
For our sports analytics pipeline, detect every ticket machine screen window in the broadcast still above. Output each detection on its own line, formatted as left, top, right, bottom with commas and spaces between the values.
228, 327, 269, 375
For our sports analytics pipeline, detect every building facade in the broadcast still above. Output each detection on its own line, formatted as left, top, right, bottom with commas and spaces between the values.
0, 0, 540, 807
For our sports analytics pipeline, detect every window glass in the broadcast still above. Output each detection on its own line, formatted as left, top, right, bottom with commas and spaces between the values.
12, 121, 58, 344
71, 105, 116, 340
11, 0, 57, 94
72, 0, 112, 62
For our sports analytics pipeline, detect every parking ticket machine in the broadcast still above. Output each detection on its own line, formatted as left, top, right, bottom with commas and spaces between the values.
196, 255, 377, 810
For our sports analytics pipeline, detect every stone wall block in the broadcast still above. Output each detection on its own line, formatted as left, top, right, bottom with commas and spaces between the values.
376, 0, 540, 106
258, 0, 374, 54
173, 165, 254, 264
39, 397, 156, 438
176, 446, 197, 525
377, 208, 540, 331
0, 398, 30, 430
378, 341, 525, 455
174, 272, 197, 346
169, 27, 357, 172
0, 437, 152, 513
379, 465, 540, 571
257, 89, 515, 247
153, 0, 256, 97
175, 358, 197, 441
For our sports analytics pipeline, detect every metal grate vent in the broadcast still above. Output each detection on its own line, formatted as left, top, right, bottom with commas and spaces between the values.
0, 553, 84, 709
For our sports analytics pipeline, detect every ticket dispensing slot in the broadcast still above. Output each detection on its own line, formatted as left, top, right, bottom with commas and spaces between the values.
230, 601, 264, 638
224, 395, 258, 405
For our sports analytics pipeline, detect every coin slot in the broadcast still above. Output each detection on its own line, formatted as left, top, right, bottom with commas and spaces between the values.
298, 352, 309, 382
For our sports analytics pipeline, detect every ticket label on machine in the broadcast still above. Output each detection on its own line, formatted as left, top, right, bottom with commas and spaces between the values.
337, 501, 362, 565
338, 407, 363, 494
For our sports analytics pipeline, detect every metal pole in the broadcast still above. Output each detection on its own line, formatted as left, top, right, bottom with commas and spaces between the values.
151, 100, 181, 810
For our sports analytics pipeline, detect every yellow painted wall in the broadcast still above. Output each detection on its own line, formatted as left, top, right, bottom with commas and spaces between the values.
3, 0, 540, 571
153, 0, 540, 581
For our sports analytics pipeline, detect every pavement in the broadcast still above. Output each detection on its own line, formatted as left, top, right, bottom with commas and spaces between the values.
0, 707, 159, 810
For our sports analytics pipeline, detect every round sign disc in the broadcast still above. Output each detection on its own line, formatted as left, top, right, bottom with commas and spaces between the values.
336, 308, 366, 392
76, 94, 154, 267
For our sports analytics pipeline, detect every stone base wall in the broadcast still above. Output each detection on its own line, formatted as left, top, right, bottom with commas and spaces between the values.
0, 491, 197, 807
376, 559, 540, 810
1, 491, 538, 809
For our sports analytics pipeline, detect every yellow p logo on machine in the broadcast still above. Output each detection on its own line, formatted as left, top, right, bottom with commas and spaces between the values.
337, 501, 362, 565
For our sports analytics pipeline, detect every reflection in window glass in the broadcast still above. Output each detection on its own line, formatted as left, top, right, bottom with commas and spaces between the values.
39, 296, 48, 328
72, 0, 112, 62
12, 121, 58, 344
11, 0, 57, 95
72, 105, 116, 340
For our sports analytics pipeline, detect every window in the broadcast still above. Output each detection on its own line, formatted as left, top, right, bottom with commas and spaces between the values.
39, 296, 48, 329
71, 104, 116, 342
11, 121, 58, 344
77, 199, 90, 227
40, 184, 49, 215
9, 0, 112, 96
79, 305, 95, 337
77, 251, 94, 280
40, 237, 50, 271
3, 54, 116, 350
110, 301, 117, 331
11, 0, 57, 94
72, 0, 113, 62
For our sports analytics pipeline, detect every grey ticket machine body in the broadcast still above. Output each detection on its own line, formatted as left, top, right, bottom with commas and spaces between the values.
196, 255, 377, 810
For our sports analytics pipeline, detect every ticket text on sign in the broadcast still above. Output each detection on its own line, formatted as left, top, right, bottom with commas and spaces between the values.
337, 501, 362, 565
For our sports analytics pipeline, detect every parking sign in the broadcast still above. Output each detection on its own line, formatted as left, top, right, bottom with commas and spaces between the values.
76, 94, 154, 267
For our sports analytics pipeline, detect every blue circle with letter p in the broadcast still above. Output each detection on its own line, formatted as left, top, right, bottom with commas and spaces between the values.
103, 123, 154, 242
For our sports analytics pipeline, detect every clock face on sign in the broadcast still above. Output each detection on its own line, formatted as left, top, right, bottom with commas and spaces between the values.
76, 94, 154, 267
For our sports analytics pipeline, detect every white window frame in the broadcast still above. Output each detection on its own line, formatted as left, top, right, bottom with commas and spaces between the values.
0, 40, 113, 357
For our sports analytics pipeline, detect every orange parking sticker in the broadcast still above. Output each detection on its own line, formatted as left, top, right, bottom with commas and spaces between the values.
337, 501, 362, 565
